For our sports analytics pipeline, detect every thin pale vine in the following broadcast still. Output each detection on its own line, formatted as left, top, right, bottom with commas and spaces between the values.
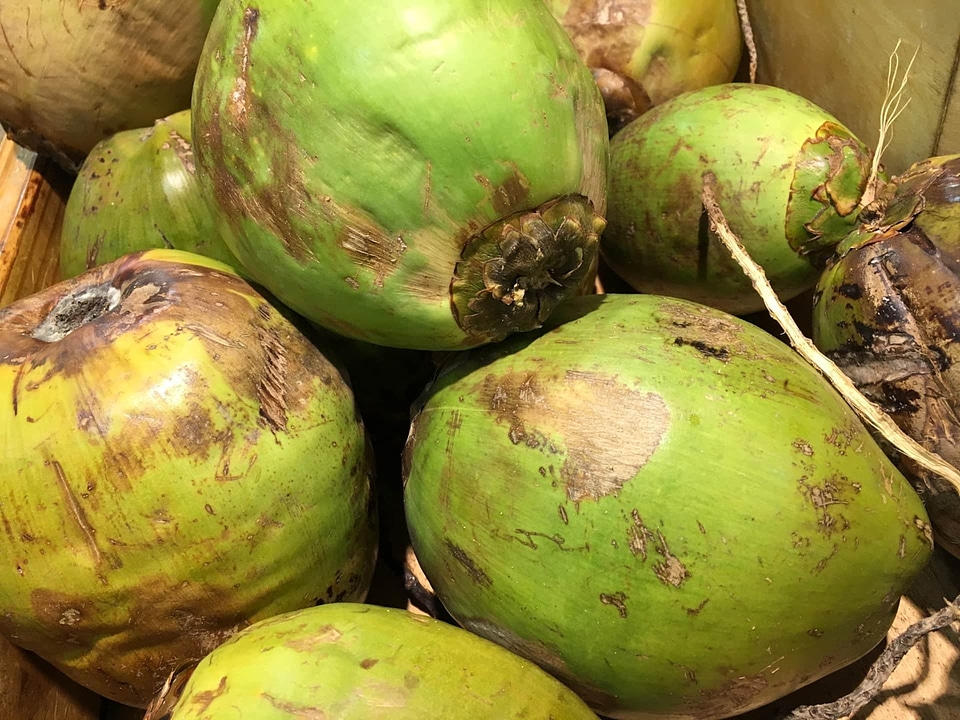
861, 39, 921, 208
780, 594, 960, 720
700, 172, 960, 495
142, 661, 196, 720
736, 0, 757, 83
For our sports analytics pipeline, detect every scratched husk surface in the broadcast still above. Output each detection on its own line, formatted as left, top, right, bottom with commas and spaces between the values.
2, 125, 959, 719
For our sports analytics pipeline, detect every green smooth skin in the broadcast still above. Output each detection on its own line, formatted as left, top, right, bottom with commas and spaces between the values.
192, 0, 608, 350
60, 111, 237, 280
169, 603, 598, 719
404, 293, 932, 720
603, 84, 872, 315
0, 250, 377, 707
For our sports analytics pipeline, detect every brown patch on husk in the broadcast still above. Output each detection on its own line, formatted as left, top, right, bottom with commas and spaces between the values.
479, 368, 669, 503
0, 253, 345, 438
3, 579, 251, 707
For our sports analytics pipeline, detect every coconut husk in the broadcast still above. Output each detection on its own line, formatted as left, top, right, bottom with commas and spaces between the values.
0, 0, 220, 172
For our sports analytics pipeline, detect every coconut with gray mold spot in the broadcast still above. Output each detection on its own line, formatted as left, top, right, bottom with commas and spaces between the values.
0, 249, 377, 707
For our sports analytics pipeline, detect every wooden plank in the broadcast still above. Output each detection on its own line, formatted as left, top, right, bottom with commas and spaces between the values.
0, 130, 68, 305
747, 1, 960, 176
0, 634, 101, 720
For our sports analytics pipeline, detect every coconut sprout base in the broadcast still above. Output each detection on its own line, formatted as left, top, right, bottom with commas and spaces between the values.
451, 194, 604, 344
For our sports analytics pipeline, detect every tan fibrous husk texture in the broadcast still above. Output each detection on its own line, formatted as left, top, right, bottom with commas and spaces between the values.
0, 0, 220, 172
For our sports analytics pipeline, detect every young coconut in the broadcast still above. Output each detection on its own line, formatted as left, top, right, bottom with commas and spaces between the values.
543, 0, 743, 133
162, 603, 599, 719
0, 250, 378, 707
601, 83, 876, 315
0, 0, 221, 172
812, 154, 960, 559
403, 293, 932, 720
192, 0, 608, 351
60, 111, 236, 280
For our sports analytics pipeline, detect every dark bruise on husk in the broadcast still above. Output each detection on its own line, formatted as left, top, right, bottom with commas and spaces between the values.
813, 154, 960, 559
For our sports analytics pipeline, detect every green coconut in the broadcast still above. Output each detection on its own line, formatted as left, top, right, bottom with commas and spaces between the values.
0, 0, 221, 172
544, 0, 742, 133
602, 83, 876, 315
167, 603, 598, 719
60, 111, 235, 280
191, 0, 609, 351
0, 250, 378, 707
813, 153, 960, 560
403, 292, 932, 720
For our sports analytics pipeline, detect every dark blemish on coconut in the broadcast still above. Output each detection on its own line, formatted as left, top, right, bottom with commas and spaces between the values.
672, 662, 698, 685
627, 509, 653, 561
697, 206, 711, 282
792, 439, 814, 456
506, 529, 587, 553
686, 599, 710, 616
444, 540, 492, 588
599, 591, 628, 618
812, 544, 840, 574
672, 337, 730, 361
798, 476, 852, 537
837, 283, 863, 300
914, 517, 934, 548
875, 296, 907, 326
653, 530, 689, 588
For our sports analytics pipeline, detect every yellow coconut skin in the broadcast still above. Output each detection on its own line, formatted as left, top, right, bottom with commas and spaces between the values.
0, 249, 378, 707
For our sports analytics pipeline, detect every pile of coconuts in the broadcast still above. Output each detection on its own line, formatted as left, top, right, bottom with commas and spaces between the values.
0, 1, 956, 719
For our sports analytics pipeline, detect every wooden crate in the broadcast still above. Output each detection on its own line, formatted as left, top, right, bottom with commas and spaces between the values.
746, 0, 960, 177
1, 129, 958, 719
